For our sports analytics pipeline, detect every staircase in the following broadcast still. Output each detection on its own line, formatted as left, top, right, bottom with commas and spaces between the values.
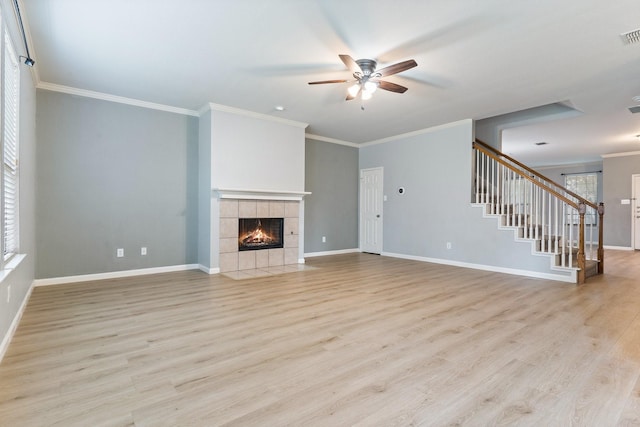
472, 139, 604, 284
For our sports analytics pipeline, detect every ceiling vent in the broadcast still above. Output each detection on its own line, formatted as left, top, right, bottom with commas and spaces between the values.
621, 29, 640, 44
629, 106, 640, 114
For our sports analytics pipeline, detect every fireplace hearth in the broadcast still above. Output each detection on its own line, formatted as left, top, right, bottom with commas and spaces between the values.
238, 218, 284, 251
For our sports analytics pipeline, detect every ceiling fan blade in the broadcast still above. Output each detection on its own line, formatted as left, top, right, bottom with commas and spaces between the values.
378, 80, 409, 93
308, 79, 349, 85
375, 59, 417, 77
339, 54, 359, 73
346, 86, 361, 101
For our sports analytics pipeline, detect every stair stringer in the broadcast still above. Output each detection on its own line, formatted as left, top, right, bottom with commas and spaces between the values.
471, 203, 578, 283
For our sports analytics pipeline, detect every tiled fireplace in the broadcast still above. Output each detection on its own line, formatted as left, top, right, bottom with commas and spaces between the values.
218, 198, 302, 273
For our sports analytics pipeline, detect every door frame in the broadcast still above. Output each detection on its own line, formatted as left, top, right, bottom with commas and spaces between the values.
632, 174, 640, 250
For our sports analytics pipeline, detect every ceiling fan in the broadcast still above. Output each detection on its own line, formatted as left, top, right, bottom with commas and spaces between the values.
308, 54, 418, 101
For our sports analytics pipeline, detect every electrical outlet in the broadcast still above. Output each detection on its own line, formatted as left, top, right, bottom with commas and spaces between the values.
141, 247, 147, 256
446, 242, 452, 250
116, 248, 124, 258
322, 236, 326, 243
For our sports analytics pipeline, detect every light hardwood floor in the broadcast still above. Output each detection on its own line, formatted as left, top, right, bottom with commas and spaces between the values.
1, 250, 640, 426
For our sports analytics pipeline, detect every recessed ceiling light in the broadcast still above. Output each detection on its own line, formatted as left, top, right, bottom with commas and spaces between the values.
274, 105, 285, 111
535, 142, 548, 146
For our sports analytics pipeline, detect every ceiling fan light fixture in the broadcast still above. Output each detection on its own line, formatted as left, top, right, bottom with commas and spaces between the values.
361, 90, 373, 101
364, 80, 378, 93
347, 84, 360, 97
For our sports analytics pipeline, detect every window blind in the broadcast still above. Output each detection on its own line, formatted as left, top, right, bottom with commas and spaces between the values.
3, 29, 18, 257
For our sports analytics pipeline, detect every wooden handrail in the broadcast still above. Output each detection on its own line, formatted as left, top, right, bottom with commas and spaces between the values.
474, 143, 578, 209
474, 139, 598, 210
472, 138, 605, 283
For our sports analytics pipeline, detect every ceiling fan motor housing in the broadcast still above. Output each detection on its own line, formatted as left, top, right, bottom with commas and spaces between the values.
355, 59, 377, 77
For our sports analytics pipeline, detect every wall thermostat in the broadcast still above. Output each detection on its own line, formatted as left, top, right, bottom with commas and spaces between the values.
398, 187, 405, 195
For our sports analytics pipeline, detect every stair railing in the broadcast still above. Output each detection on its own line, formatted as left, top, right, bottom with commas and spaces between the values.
473, 139, 604, 284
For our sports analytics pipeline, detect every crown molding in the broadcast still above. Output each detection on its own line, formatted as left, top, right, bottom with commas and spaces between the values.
360, 118, 473, 147
37, 81, 200, 116
199, 102, 308, 129
601, 151, 640, 158
305, 133, 359, 147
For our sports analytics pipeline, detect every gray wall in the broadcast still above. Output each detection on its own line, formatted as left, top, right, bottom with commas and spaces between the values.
1, 0, 37, 359
603, 154, 640, 247
304, 138, 358, 253
359, 120, 568, 277
36, 91, 199, 278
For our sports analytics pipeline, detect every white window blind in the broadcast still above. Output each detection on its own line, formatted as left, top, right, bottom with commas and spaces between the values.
2, 28, 18, 258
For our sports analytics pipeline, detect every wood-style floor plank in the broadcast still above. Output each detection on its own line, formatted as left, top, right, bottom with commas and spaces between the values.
1, 251, 640, 426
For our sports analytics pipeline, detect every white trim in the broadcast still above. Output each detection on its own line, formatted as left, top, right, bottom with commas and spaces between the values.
33, 264, 200, 287
633, 174, 640, 250
213, 188, 311, 201
0, 279, 34, 364
37, 82, 200, 116
305, 133, 359, 147
297, 258, 306, 264
0, 253, 26, 284
601, 151, 640, 158
603, 245, 634, 251
199, 102, 308, 129
199, 265, 220, 274
304, 248, 360, 258
360, 119, 473, 147
381, 252, 576, 283
534, 161, 603, 171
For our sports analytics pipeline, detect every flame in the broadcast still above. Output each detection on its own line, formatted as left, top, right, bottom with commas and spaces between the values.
240, 222, 276, 246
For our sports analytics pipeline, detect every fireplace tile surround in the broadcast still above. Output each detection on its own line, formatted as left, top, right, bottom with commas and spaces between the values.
218, 199, 300, 273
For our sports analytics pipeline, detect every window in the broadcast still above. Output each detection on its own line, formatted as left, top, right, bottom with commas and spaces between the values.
0, 15, 20, 261
565, 173, 598, 225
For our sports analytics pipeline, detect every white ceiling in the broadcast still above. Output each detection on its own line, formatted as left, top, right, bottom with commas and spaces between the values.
20, 0, 640, 166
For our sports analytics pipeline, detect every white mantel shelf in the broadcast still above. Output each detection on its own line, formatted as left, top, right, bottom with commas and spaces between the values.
213, 188, 311, 201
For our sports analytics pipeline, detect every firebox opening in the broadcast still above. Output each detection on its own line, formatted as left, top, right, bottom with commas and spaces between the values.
238, 218, 284, 251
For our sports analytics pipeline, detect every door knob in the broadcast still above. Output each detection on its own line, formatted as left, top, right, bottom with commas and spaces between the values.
376, 214, 381, 218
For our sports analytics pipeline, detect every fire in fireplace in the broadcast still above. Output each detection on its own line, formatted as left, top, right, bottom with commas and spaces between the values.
238, 218, 284, 251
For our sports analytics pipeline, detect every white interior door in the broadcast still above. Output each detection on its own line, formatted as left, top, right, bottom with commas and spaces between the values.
360, 167, 383, 254
634, 175, 640, 249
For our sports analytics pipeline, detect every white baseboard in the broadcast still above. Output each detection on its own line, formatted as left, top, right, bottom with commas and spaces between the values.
381, 252, 576, 283
304, 248, 360, 258
0, 280, 34, 364
199, 265, 220, 275
603, 245, 634, 251
33, 264, 201, 287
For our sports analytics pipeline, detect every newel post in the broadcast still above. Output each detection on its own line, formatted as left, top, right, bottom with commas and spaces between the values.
598, 202, 605, 274
577, 203, 586, 284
